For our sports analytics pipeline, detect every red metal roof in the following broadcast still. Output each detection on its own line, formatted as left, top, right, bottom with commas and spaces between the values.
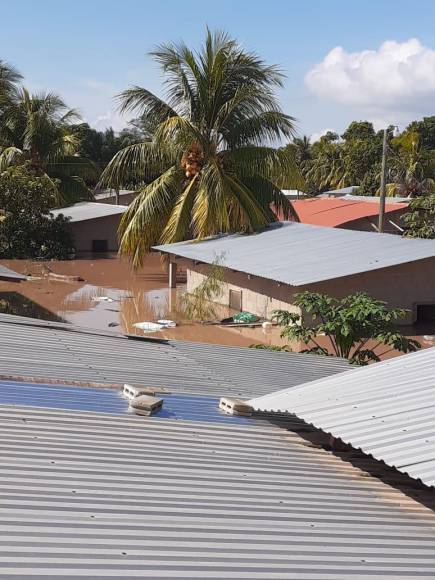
288, 197, 406, 227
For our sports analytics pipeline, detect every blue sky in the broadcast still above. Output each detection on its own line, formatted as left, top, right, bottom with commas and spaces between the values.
3, 0, 435, 139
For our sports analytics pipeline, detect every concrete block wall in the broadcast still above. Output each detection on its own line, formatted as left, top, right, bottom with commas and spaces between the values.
186, 269, 300, 319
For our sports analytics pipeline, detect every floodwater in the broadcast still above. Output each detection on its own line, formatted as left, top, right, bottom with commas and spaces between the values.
0, 254, 283, 348
1, 254, 434, 357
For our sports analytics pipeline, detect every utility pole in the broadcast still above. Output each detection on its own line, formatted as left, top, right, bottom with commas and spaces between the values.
378, 128, 388, 233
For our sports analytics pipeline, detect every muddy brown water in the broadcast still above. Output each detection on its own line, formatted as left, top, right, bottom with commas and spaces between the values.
1, 254, 433, 357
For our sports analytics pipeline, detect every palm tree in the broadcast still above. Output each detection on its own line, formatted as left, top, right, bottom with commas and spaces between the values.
0, 88, 98, 205
386, 131, 435, 197
99, 30, 303, 266
0, 60, 22, 107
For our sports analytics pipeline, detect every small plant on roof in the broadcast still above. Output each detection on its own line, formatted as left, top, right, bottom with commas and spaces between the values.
252, 291, 421, 365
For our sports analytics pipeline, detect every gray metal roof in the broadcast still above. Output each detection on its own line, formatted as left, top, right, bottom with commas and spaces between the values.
320, 186, 359, 196
248, 348, 435, 487
0, 314, 349, 399
0, 264, 26, 282
50, 202, 127, 222
343, 194, 410, 204
154, 222, 435, 286
2, 401, 435, 578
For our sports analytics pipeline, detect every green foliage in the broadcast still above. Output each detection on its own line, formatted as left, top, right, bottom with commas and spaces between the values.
0, 165, 73, 259
262, 291, 420, 365
180, 254, 225, 321
0, 76, 99, 206
402, 194, 435, 239
98, 30, 303, 266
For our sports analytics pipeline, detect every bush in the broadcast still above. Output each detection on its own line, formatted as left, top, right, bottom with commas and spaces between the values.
0, 165, 74, 259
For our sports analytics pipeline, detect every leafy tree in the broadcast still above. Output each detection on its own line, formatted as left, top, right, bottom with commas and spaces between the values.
253, 291, 420, 365
0, 88, 99, 205
99, 30, 303, 266
341, 121, 376, 142
405, 116, 435, 150
0, 165, 73, 259
387, 131, 435, 197
402, 194, 435, 239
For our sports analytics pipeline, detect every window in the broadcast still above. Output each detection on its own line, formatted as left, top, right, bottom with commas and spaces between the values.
92, 239, 108, 253
416, 304, 435, 323
229, 289, 242, 311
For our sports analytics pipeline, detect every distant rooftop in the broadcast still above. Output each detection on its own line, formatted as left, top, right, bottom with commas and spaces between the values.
95, 189, 135, 200
50, 202, 128, 222
343, 194, 411, 204
154, 222, 435, 286
0, 264, 26, 282
290, 197, 406, 228
319, 185, 359, 196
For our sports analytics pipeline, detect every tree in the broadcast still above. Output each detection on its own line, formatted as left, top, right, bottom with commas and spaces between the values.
0, 60, 22, 108
0, 164, 73, 259
99, 30, 303, 266
253, 291, 420, 365
0, 88, 99, 205
387, 131, 435, 197
402, 194, 435, 239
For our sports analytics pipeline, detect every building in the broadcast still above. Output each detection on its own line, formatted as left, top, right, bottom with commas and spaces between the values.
0, 264, 26, 283
95, 189, 138, 206
1, 313, 435, 578
51, 202, 128, 253
154, 222, 435, 323
289, 197, 409, 234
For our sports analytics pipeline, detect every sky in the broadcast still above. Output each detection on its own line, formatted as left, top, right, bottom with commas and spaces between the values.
3, 0, 435, 140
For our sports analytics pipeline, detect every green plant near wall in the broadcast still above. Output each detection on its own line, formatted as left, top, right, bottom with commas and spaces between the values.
252, 291, 421, 365
180, 254, 225, 322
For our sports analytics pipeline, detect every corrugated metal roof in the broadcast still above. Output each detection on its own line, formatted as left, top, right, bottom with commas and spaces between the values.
248, 348, 435, 487
0, 314, 349, 399
343, 195, 410, 204
50, 202, 127, 222
154, 222, 435, 286
0, 264, 26, 282
320, 186, 359, 196
290, 198, 406, 228
2, 402, 435, 578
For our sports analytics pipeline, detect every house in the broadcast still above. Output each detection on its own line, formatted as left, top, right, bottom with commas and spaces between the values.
51, 202, 127, 253
289, 197, 409, 234
0, 264, 26, 283
95, 188, 138, 206
1, 312, 435, 578
154, 222, 435, 324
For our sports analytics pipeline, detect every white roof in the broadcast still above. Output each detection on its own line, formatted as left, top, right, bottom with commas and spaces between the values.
50, 202, 128, 222
154, 222, 435, 286
248, 348, 435, 487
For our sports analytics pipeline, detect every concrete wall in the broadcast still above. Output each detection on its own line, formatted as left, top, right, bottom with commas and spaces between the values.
98, 192, 138, 206
184, 264, 301, 319
180, 255, 435, 324
70, 214, 122, 253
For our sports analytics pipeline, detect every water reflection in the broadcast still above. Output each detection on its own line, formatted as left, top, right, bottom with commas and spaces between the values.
0, 291, 66, 323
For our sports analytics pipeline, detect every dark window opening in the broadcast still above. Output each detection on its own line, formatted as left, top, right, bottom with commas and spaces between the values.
229, 289, 242, 311
417, 304, 435, 323
92, 239, 109, 253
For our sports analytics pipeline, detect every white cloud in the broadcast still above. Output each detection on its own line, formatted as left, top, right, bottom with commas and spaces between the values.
310, 128, 335, 143
305, 38, 435, 111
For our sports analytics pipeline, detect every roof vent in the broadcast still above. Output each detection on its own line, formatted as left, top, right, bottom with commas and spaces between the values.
219, 397, 253, 417
123, 384, 159, 400
129, 394, 163, 416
